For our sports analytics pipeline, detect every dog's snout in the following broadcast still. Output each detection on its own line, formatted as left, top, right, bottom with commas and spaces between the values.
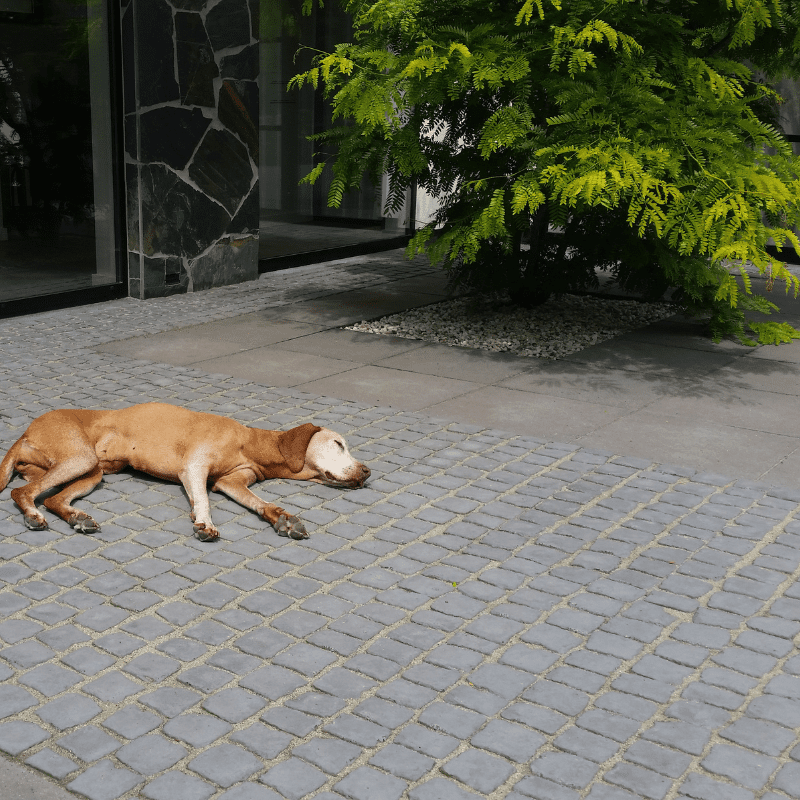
360, 464, 371, 479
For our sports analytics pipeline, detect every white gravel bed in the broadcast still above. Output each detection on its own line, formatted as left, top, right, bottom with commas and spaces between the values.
346, 292, 677, 359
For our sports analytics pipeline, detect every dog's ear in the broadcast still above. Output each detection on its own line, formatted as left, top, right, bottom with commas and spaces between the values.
278, 423, 322, 473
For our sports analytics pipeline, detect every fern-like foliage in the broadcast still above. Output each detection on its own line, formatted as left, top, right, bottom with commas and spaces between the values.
290, 0, 800, 345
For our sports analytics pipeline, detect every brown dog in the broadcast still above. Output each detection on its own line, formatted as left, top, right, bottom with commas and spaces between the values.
0, 402, 370, 541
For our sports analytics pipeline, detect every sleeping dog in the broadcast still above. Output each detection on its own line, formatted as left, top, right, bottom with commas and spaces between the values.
0, 402, 370, 541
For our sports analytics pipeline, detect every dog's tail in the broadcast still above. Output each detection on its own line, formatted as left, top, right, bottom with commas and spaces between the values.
0, 439, 21, 493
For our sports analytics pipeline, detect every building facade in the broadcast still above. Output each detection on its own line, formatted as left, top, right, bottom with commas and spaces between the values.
0, 0, 407, 317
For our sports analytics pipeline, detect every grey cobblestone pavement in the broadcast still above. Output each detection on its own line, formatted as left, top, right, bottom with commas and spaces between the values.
1, 253, 800, 800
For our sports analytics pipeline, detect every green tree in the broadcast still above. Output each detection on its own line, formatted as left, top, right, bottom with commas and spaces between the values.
291, 0, 800, 345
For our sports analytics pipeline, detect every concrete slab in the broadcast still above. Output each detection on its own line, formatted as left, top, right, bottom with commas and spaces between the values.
0, 754, 74, 800
572, 407, 800, 479
274, 328, 428, 362
154, 316, 330, 347
96, 332, 249, 365
560, 337, 742, 377
189, 348, 363, 387
298, 365, 480, 411
423, 385, 629, 438
498, 361, 694, 411
272, 287, 449, 327
375, 342, 535, 383
758, 444, 800, 485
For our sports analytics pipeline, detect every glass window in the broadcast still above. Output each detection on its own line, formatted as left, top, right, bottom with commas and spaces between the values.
0, 0, 119, 303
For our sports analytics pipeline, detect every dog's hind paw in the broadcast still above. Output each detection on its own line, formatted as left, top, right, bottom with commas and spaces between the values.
193, 522, 220, 542
23, 513, 48, 531
68, 513, 99, 534
275, 514, 308, 540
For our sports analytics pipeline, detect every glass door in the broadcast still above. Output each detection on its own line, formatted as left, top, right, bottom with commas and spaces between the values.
0, 0, 121, 305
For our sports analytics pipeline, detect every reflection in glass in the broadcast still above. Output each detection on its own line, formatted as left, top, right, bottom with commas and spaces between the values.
0, 0, 117, 302
259, 0, 403, 262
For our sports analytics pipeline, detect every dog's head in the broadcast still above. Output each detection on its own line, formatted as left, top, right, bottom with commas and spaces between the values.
278, 424, 370, 488
305, 428, 371, 488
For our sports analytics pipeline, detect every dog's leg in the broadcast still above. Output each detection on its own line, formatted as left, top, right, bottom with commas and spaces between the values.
42, 466, 103, 533
178, 463, 219, 542
10, 449, 98, 531
213, 471, 309, 539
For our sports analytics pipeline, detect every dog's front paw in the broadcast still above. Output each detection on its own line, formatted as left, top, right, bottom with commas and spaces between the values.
23, 512, 48, 531
193, 522, 220, 542
68, 512, 99, 534
275, 513, 308, 540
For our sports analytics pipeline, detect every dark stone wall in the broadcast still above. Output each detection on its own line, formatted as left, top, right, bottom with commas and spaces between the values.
121, 0, 260, 299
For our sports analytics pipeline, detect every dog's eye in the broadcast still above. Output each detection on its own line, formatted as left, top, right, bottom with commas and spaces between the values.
335, 440, 345, 451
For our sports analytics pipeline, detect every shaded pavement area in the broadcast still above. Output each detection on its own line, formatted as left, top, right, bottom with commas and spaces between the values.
0, 249, 799, 800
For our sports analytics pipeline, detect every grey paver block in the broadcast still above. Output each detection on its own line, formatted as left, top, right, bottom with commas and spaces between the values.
521, 624, 582, 653
217, 786, 283, 800
719, 716, 796, 755
701, 743, 777, 790
235, 628, 292, 658
335, 765, 408, 800
419, 702, 486, 738
231, 722, 292, 758
605, 762, 673, 800
313, 666, 377, 698
19, 662, 81, 696
531, 751, 599, 789
625, 739, 692, 778
25, 747, 79, 779
524, 680, 590, 716
164, 712, 233, 747
273, 642, 338, 676
102, 707, 161, 739
409, 776, 482, 799
262, 706, 318, 736
324, 713, 390, 746
36, 693, 101, 730
116, 733, 187, 775
188, 742, 263, 787
140, 687, 201, 717
666, 699, 731, 729
746, 695, 800, 728
1, 640, 55, 668
124, 652, 180, 682
288, 691, 348, 717
260, 757, 327, 799
512, 775, 580, 800
471, 719, 545, 762
66, 758, 143, 800
370, 743, 434, 780
185, 620, 235, 646
58, 725, 121, 761
773, 763, 800, 798
396, 722, 459, 758
679, 772, 756, 800
61, 646, 115, 676
0, 719, 49, 755
94, 632, 143, 656
555, 726, 620, 763
84, 671, 141, 702
239, 664, 306, 700
156, 601, 205, 625
643, 721, 711, 755
141, 771, 216, 800
294, 736, 361, 774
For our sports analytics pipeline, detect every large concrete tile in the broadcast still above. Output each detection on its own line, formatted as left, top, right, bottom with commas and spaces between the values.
163, 316, 330, 346
273, 288, 448, 327
190, 348, 362, 387
95, 332, 248, 365
499, 362, 695, 411
644, 384, 800, 437
560, 338, 742, 378
692, 357, 800, 396
573, 408, 800, 480
375, 343, 534, 383
622, 316, 756, 354
423, 386, 629, 439
275, 329, 427, 362
758, 445, 800, 487
745, 339, 800, 363
297, 366, 480, 411
384, 272, 455, 296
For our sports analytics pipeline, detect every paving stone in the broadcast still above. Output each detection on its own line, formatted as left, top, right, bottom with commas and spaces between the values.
58, 725, 121, 762
141, 771, 216, 800
294, 736, 361, 774
102, 707, 161, 739
0, 719, 50, 755
25, 747, 79, 779
471, 718, 545, 762
36, 694, 101, 730
66, 758, 143, 800
164, 712, 233, 747
61, 647, 115, 676
231, 722, 292, 759
370, 743, 435, 780
84, 672, 142, 702
140, 687, 202, 718
408, 776, 483, 800
531, 751, 599, 789
19, 662, 82, 696
701, 743, 777, 790
124, 652, 181, 682
678, 772, 756, 800
555, 726, 620, 763
260, 757, 327, 799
